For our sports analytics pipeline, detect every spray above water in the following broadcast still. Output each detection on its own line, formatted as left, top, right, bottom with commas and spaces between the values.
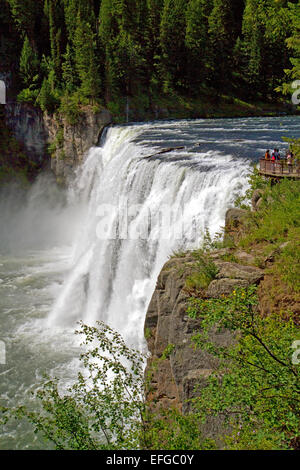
1, 116, 299, 449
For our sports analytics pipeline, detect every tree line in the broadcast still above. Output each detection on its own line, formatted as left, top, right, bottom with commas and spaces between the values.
1, 0, 299, 118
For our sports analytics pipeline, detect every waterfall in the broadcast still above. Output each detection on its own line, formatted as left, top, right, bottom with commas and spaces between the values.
47, 122, 250, 350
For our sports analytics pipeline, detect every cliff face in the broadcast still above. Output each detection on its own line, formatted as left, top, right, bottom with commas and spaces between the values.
5, 103, 48, 167
4, 102, 112, 183
44, 107, 112, 183
144, 206, 268, 434
144, 247, 264, 418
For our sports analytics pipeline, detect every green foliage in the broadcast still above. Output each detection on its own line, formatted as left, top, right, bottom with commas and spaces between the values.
161, 344, 175, 360
242, 0, 291, 98
159, 0, 188, 92
240, 179, 300, 245
58, 91, 87, 124
283, 137, 300, 159
2, 321, 148, 450
188, 286, 300, 449
237, 177, 300, 291
208, 0, 236, 92
37, 78, 60, 114
19, 35, 40, 87
7, 0, 44, 37
185, 249, 218, 291
74, 16, 101, 99
144, 407, 216, 450
275, 237, 300, 292
235, 166, 271, 209
17, 87, 39, 105
62, 43, 77, 93
280, 1, 300, 99
185, 0, 212, 92
4, 0, 299, 119
1, 321, 215, 450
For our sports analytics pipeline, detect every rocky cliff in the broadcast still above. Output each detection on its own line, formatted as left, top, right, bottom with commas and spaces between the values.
144, 246, 264, 416
5, 102, 48, 167
143, 207, 268, 435
44, 106, 112, 183
4, 102, 112, 183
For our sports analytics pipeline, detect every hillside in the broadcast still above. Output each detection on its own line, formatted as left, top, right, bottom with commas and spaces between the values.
144, 172, 300, 449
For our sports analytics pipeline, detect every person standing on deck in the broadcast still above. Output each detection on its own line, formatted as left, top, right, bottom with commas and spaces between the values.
287, 152, 293, 173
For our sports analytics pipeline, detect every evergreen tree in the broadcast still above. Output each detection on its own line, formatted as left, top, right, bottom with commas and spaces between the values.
74, 15, 101, 100
241, 0, 264, 96
19, 35, 39, 87
45, 0, 63, 82
285, 1, 300, 82
242, 0, 290, 99
62, 43, 77, 93
7, 0, 44, 38
38, 76, 59, 113
159, 0, 188, 92
147, 0, 164, 87
208, 0, 236, 94
63, 0, 96, 40
99, 0, 147, 100
185, 0, 213, 94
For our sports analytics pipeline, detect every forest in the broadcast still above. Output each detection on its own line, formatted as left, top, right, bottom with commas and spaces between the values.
1, 0, 300, 120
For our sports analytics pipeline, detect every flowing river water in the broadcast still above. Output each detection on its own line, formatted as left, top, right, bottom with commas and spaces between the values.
0, 116, 299, 449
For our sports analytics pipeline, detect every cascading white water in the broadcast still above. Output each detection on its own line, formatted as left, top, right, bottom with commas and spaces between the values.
1, 116, 298, 449
48, 123, 250, 350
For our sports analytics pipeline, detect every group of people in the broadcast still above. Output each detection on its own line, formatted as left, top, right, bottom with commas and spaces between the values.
264, 148, 294, 162
264, 148, 295, 170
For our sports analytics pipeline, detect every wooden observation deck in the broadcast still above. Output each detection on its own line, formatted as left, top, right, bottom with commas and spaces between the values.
259, 159, 300, 180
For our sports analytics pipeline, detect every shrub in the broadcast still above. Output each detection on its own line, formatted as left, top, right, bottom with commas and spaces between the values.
188, 286, 300, 450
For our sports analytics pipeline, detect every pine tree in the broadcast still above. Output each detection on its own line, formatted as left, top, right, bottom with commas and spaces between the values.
185, 0, 213, 94
19, 35, 39, 86
208, 0, 236, 94
241, 0, 289, 99
46, 0, 63, 82
159, 0, 188, 92
62, 43, 77, 92
63, 0, 96, 40
7, 0, 43, 37
74, 15, 101, 100
284, 1, 300, 82
99, 0, 147, 100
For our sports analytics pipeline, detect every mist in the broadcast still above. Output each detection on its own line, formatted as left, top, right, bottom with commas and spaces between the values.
0, 172, 83, 254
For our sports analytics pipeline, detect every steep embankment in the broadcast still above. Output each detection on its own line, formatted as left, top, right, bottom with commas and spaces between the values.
0, 105, 37, 183
1, 101, 112, 184
144, 212, 264, 414
44, 106, 112, 183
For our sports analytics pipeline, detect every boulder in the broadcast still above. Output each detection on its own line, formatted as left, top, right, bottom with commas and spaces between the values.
252, 189, 264, 211
206, 278, 249, 298
225, 208, 247, 229
214, 261, 264, 284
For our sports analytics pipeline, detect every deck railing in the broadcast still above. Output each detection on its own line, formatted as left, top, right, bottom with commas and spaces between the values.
259, 159, 300, 177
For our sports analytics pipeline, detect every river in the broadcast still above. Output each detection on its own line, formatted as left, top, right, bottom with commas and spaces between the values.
0, 116, 299, 449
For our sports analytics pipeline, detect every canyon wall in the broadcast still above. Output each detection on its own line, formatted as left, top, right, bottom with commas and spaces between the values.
144, 210, 265, 435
